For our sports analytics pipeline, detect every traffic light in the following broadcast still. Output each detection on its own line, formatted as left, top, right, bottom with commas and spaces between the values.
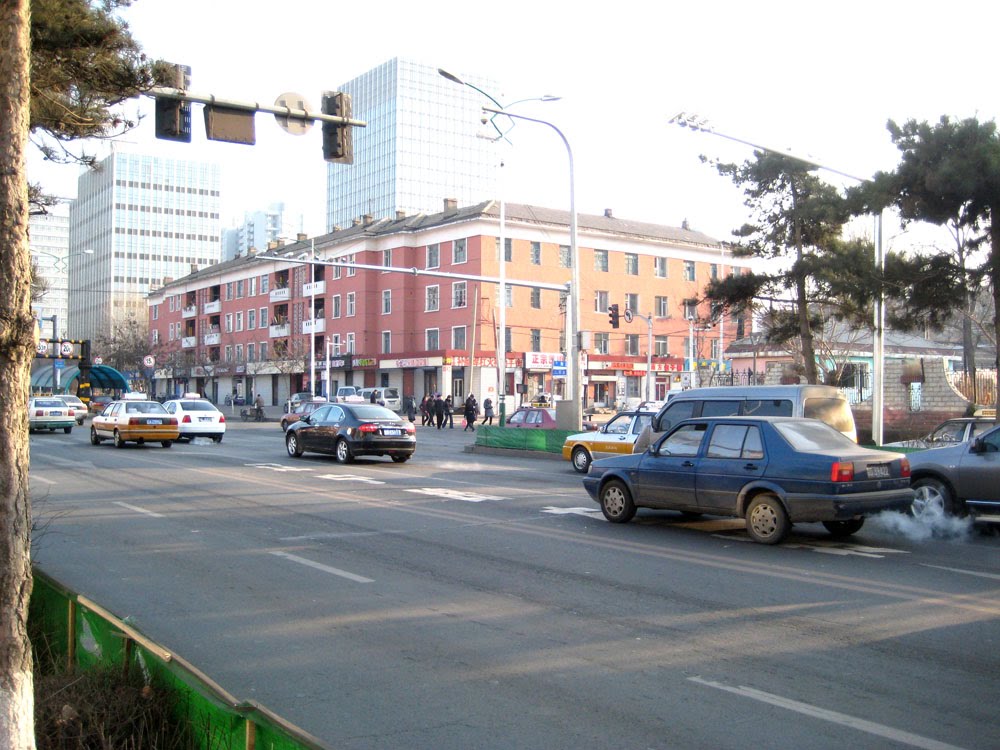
154, 63, 192, 142
608, 303, 620, 329
321, 91, 353, 164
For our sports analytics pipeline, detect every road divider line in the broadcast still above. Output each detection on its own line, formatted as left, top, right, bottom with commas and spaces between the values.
688, 676, 967, 750
30, 475, 57, 486
113, 501, 165, 518
920, 563, 1000, 581
269, 551, 374, 583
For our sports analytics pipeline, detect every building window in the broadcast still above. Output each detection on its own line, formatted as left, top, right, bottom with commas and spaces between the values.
530, 329, 541, 350
333, 264, 342, 280
624, 293, 638, 315
654, 257, 667, 278
684, 261, 696, 281
346, 292, 355, 316
330, 334, 341, 355
225, 345, 233, 362
711, 263, 718, 279
382, 248, 392, 270
504, 326, 512, 353
502, 285, 512, 308
453, 238, 467, 264
260, 275, 269, 294
427, 243, 440, 269
655, 295, 669, 318
453, 325, 466, 349
260, 342, 267, 361
332, 294, 341, 318
152, 304, 159, 320
426, 328, 439, 350
625, 253, 639, 275
259, 307, 267, 326
381, 331, 391, 353
594, 249, 609, 272
235, 311, 243, 332
684, 299, 698, 320
248, 343, 256, 361
711, 339, 721, 359
530, 288, 541, 309
225, 282, 234, 300
224, 313, 233, 333
382, 289, 391, 314
346, 333, 355, 353
594, 332, 610, 354
625, 334, 640, 355
452, 281, 467, 308
426, 285, 439, 312
594, 290, 609, 312
249, 277, 257, 296
236, 344, 243, 361
655, 335, 669, 356
236, 279, 245, 298
247, 308, 256, 330
559, 245, 572, 268
530, 242, 541, 265
504, 238, 512, 262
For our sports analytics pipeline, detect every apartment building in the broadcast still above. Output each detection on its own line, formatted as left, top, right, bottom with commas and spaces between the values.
147, 200, 743, 411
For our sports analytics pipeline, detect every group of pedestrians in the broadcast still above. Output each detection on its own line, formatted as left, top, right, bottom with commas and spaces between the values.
409, 393, 494, 431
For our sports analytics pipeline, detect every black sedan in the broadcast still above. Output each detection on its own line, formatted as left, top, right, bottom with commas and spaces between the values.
583, 416, 914, 544
285, 403, 416, 463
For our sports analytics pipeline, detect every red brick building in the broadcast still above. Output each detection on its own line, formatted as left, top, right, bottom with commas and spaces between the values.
147, 200, 746, 414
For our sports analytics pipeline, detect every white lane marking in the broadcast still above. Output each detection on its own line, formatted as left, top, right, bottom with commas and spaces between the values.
113, 501, 165, 518
542, 506, 603, 517
406, 488, 505, 503
315, 474, 385, 485
30, 475, 58, 486
247, 463, 314, 472
269, 551, 373, 583
689, 677, 967, 750
713, 534, 908, 558
920, 563, 1000, 581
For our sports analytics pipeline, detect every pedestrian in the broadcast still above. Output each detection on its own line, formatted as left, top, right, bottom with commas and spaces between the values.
405, 395, 416, 422
254, 393, 265, 421
481, 397, 495, 426
445, 395, 454, 428
370, 388, 378, 404
463, 393, 478, 431
420, 395, 430, 426
434, 393, 446, 429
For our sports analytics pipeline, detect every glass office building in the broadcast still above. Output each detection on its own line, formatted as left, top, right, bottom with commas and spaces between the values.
326, 58, 499, 230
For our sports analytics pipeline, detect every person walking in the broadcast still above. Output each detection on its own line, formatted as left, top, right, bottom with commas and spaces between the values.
463, 393, 478, 431
404, 395, 416, 422
480, 397, 495, 426
419, 395, 430, 426
434, 393, 446, 429
444, 395, 455, 428
254, 393, 265, 422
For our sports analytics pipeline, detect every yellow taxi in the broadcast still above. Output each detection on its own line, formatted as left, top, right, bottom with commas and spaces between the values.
90, 393, 180, 448
562, 409, 657, 474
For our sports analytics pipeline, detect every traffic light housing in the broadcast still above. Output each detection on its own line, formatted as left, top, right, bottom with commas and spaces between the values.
154, 63, 192, 142
321, 91, 353, 164
608, 303, 620, 329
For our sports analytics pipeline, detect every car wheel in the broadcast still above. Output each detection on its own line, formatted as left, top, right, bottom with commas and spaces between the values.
911, 477, 957, 518
212, 435, 223, 443
335, 438, 354, 464
113, 430, 125, 449
391, 454, 409, 463
286, 432, 303, 457
823, 518, 865, 537
599, 480, 636, 523
571, 446, 592, 474
745, 494, 790, 544
161, 440, 172, 448
64, 426, 72, 434
90, 426, 101, 445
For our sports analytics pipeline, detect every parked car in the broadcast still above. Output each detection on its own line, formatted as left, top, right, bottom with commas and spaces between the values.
506, 407, 558, 429
882, 417, 995, 449
907, 423, 1000, 522
285, 402, 416, 463
285, 391, 319, 413
583, 416, 914, 544
163, 394, 226, 442
56, 395, 87, 425
359, 387, 402, 412
28, 397, 76, 434
90, 393, 179, 448
87, 394, 114, 415
333, 386, 365, 404
563, 409, 657, 473
280, 399, 329, 432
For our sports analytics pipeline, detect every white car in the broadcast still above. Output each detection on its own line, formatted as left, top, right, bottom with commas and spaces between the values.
57, 395, 87, 425
163, 394, 226, 442
28, 397, 76, 434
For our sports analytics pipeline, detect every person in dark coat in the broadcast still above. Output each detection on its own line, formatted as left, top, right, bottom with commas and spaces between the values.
444, 395, 454, 428
370, 389, 378, 404
420, 395, 430, 426
480, 397, 495, 426
463, 393, 478, 431
434, 393, 446, 429
404, 395, 416, 422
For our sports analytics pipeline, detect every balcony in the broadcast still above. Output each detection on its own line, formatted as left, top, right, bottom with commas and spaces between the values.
302, 318, 326, 334
269, 323, 290, 338
182, 305, 197, 319
269, 287, 290, 303
181, 336, 197, 349
203, 299, 221, 315
303, 280, 326, 296
203, 332, 221, 346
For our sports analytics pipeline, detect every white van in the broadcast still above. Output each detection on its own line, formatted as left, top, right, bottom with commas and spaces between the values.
359, 387, 402, 412
633, 384, 857, 453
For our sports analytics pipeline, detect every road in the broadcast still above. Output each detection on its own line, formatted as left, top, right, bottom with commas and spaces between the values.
28, 416, 1000, 750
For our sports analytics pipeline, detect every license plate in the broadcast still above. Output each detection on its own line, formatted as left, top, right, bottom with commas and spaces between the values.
147, 419, 162, 425
868, 464, 890, 478
199, 417, 213, 422
51, 411, 62, 416
382, 429, 401, 436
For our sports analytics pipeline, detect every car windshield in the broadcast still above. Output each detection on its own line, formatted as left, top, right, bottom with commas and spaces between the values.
350, 405, 400, 420
773, 420, 857, 451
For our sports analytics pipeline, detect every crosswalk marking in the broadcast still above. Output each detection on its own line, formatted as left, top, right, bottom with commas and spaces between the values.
315, 474, 385, 485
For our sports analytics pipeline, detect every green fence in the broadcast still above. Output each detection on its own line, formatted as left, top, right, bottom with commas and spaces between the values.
29, 570, 328, 750
474, 426, 574, 454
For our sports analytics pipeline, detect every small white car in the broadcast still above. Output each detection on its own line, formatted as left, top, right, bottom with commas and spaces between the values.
562, 409, 656, 473
28, 397, 76, 434
57, 395, 88, 425
163, 394, 226, 442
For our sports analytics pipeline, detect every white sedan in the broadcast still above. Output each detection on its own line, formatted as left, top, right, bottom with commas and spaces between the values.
28, 397, 76, 434
163, 395, 226, 442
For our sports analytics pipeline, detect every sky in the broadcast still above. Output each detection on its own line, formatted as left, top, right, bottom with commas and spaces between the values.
27, 0, 1000, 251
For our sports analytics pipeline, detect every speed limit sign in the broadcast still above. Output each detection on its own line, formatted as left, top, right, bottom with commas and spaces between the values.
143, 355, 156, 368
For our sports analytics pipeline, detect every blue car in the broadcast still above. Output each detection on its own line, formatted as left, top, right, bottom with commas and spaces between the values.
583, 416, 914, 544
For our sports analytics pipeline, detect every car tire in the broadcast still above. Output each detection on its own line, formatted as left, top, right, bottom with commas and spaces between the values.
113, 430, 125, 449
212, 435, 223, 443
745, 494, 790, 544
286, 432, 303, 457
90, 426, 101, 445
571, 446, 592, 474
391, 455, 409, 463
599, 480, 637, 523
911, 477, 958, 518
335, 438, 354, 464
64, 426, 72, 434
161, 440, 172, 448
822, 518, 865, 537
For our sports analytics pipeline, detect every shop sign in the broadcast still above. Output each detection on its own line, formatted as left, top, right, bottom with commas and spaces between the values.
352, 357, 377, 368
525, 351, 561, 369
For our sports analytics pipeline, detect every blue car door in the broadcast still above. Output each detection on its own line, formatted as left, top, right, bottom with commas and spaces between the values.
633, 422, 707, 508
695, 423, 768, 513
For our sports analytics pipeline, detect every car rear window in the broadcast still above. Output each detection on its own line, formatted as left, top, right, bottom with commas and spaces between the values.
803, 398, 855, 434
35, 399, 65, 408
773, 420, 856, 451
181, 401, 217, 412
351, 405, 399, 419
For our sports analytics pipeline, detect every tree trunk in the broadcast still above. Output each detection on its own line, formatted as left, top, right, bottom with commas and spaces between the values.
0, 1, 37, 748
792, 184, 819, 384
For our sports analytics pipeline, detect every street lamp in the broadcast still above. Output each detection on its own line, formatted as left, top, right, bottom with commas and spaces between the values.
438, 69, 560, 424
669, 112, 886, 444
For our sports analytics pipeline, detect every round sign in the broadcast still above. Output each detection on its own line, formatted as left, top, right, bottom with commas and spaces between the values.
60, 341, 74, 356
143, 355, 156, 368
274, 92, 313, 136
93, 356, 103, 365
623, 309, 634, 324
36, 340, 48, 355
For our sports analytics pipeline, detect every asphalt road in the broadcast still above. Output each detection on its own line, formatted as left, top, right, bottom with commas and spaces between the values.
28, 416, 1000, 750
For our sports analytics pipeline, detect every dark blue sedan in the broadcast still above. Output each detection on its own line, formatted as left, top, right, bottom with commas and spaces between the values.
583, 416, 914, 544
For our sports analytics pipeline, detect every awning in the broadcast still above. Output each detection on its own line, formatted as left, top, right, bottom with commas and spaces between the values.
31, 364, 131, 392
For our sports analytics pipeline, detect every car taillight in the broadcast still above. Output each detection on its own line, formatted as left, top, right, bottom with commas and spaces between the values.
831, 462, 854, 482
219, 414, 226, 423
405, 423, 415, 434
34, 410, 43, 417
358, 423, 379, 433
899, 458, 911, 478
129, 417, 141, 425
182, 415, 192, 423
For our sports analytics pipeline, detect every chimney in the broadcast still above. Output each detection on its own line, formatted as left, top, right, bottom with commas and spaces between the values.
296, 232, 308, 241
396, 210, 407, 220
352, 218, 362, 227
604, 208, 614, 218
363, 214, 374, 226
163, 277, 174, 285
190, 264, 198, 274
443, 198, 458, 212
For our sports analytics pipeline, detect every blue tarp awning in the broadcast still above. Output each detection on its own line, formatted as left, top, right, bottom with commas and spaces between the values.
31, 364, 131, 392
